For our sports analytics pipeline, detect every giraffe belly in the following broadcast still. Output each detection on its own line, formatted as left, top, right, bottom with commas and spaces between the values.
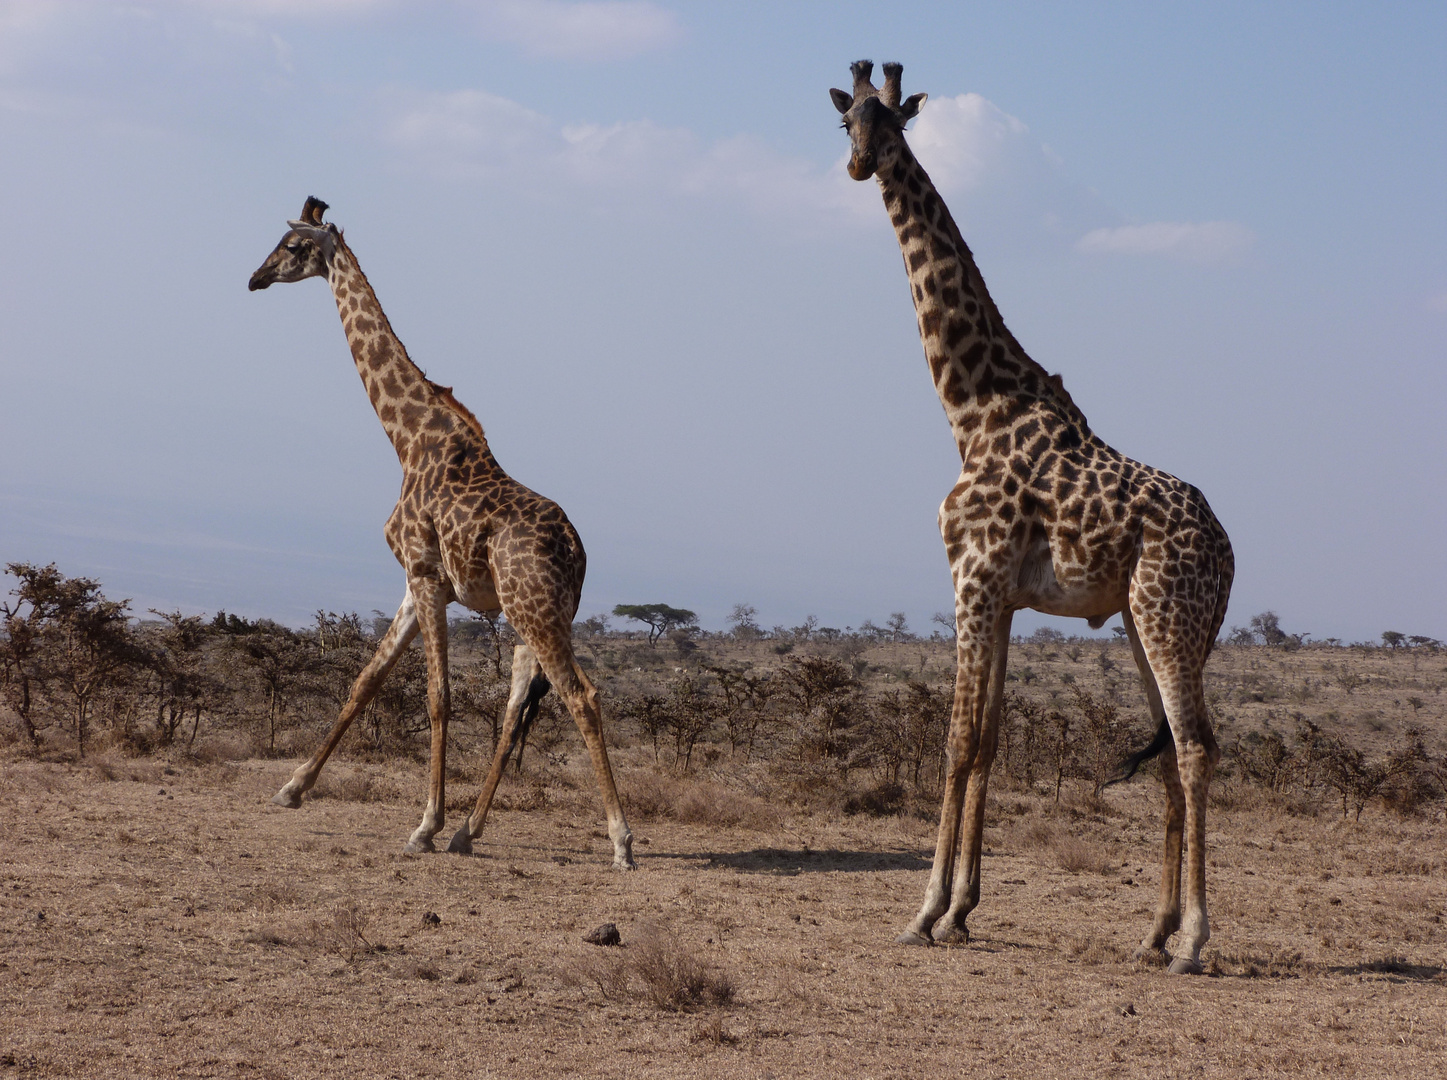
449, 569, 501, 615
1010, 544, 1124, 622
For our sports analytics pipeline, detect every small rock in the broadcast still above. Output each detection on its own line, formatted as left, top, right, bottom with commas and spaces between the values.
158, 789, 167, 796
552, 855, 572, 866
422, 911, 441, 927
1117, 1002, 1137, 1017
583, 922, 621, 947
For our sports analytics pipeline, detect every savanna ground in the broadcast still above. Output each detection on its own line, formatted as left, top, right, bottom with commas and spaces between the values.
3, 608, 1446, 1078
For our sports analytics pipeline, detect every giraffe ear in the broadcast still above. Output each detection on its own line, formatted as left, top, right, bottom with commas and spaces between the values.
900, 92, 927, 123
830, 88, 853, 115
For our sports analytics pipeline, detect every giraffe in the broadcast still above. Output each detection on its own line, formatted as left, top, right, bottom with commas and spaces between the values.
247, 197, 635, 868
831, 62, 1233, 974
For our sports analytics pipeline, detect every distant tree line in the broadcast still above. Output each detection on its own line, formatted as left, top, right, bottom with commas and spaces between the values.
3, 566, 1442, 822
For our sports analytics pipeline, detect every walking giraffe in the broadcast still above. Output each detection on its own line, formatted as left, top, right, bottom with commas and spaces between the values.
248, 197, 635, 867
831, 62, 1232, 973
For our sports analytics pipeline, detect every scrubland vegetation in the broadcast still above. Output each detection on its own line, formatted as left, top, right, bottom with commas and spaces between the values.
4, 562, 1444, 827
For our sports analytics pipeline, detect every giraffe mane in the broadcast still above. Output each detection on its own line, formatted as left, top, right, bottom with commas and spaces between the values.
427, 381, 488, 443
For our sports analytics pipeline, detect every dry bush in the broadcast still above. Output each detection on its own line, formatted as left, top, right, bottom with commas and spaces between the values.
620, 770, 675, 819
310, 769, 400, 804
1055, 835, 1113, 875
493, 773, 551, 812
673, 780, 777, 830
579, 952, 632, 1000
1021, 818, 1056, 849
306, 901, 374, 963
622, 770, 775, 829
190, 734, 255, 764
843, 779, 907, 817
584, 923, 734, 1012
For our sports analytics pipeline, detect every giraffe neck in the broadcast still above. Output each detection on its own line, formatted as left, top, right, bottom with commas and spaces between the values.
877, 143, 1084, 446
325, 238, 492, 467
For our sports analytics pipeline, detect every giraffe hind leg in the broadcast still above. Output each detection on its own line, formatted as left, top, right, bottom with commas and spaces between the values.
527, 632, 636, 869
1123, 604, 1217, 973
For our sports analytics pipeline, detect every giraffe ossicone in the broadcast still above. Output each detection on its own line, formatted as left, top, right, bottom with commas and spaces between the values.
249, 198, 635, 869
833, 62, 1233, 974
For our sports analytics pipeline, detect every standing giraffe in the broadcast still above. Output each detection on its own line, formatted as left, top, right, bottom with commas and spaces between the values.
248, 198, 634, 867
832, 63, 1232, 973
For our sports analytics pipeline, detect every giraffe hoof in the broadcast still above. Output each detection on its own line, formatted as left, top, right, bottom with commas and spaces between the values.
931, 922, 970, 946
270, 788, 303, 809
612, 855, 638, 871
446, 828, 473, 855
1133, 946, 1170, 967
1167, 956, 1205, 976
403, 838, 436, 855
895, 930, 933, 947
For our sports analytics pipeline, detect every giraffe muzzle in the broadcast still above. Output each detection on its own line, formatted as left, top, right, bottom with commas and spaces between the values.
848, 153, 876, 181
248, 266, 275, 291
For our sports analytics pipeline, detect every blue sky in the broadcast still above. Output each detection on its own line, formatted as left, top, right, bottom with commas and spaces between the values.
1, 1, 1443, 642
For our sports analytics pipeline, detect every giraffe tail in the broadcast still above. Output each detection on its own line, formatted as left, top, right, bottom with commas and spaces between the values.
508, 673, 552, 773
1106, 717, 1172, 786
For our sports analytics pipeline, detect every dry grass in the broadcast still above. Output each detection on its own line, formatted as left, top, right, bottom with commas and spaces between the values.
2, 743, 1446, 1078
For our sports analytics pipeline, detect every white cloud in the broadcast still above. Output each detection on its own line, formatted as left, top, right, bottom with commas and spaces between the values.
181, 0, 396, 16
877, 92, 1110, 249
472, 0, 682, 60
1076, 221, 1255, 262
906, 92, 1037, 195
381, 86, 854, 219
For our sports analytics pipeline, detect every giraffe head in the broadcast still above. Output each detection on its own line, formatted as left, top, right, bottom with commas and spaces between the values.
830, 60, 927, 181
248, 197, 340, 291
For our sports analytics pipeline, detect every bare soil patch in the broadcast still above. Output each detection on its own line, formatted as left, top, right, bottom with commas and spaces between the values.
3, 752, 1444, 1079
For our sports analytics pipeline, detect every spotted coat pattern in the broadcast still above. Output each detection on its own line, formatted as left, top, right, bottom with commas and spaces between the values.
833, 63, 1232, 971
249, 198, 634, 866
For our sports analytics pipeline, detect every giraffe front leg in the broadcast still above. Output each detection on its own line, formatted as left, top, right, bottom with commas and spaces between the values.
932, 611, 1010, 946
447, 644, 541, 855
273, 589, 419, 810
899, 645, 991, 945
404, 577, 451, 855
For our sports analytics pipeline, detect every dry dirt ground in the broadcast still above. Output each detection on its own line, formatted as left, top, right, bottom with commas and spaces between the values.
2, 752, 1444, 1079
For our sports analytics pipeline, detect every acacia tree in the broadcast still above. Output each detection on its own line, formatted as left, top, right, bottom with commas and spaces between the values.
0, 563, 144, 757
704, 662, 778, 761
143, 610, 220, 748
728, 603, 761, 640
612, 604, 697, 647
780, 654, 858, 760
1, 578, 45, 746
